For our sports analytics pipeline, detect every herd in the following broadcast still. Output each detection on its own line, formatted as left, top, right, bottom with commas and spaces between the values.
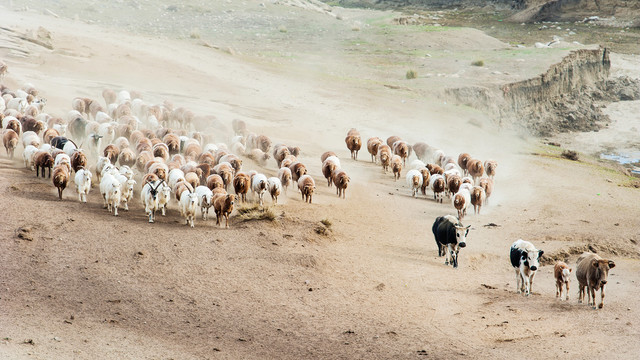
1, 78, 619, 310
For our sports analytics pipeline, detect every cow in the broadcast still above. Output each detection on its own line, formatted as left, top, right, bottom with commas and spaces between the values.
510, 239, 543, 296
431, 215, 471, 268
576, 252, 615, 309
554, 261, 572, 301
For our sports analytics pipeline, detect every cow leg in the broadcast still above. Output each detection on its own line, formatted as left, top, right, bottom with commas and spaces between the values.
556, 281, 560, 298
578, 284, 584, 303
515, 269, 521, 294
598, 286, 605, 309
529, 271, 536, 294
565, 281, 570, 301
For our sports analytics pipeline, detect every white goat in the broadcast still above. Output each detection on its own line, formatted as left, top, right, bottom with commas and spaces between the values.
74, 169, 92, 203
100, 173, 122, 216
179, 190, 198, 228
251, 173, 268, 206
195, 185, 214, 220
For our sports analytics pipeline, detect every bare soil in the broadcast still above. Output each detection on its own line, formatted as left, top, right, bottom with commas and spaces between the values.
1, 1, 639, 359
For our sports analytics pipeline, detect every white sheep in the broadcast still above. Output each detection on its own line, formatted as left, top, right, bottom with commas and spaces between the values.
21, 131, 40, 148
54, 153, 72, 173
168, 168, 186, 190
267, 177, 282, 204
115, 174, 136, 211
406, 169, 423, 198
452, 188, 471, 220
179, 189, 198, 228
74, 169, 92, 203
251, 173, 268, 206
100, 173, 122, 216
410, 159, 426, 170
119, 165, 135, 180
278, 167, 292, 194
195, 185, 214, 220
23, 145, 39, 169
157, 181, 172, 216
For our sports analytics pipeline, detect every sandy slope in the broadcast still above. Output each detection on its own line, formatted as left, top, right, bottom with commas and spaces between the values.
1, 3, 639, 359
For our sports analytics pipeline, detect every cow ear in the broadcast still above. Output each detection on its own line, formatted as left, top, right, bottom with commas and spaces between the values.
592, 259, 599, 268
538, 250, 544, 257
569, 268, 573, 273
608, 261, 615, 269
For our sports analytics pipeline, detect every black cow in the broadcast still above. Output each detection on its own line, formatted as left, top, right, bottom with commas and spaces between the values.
432, 215, 471, 268
510, 239, 544, 296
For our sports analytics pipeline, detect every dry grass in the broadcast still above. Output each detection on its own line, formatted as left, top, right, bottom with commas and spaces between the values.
189, 28, 201, 39
406, 69, 417, 79
236, 203, 278, 222
561, 150, 579, 161
471, 60, 484, 67
320, 218, 332, 228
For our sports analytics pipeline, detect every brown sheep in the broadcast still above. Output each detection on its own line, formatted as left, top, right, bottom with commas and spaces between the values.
114, 137, 130, 151
102, 89, 117, 106
470, 186, 486, 215
320, 151, 336, 163
419, 168, 431, 196
2, 129, 19, 159
232, 119, 247, 135
391, 155, 403, 181
118, 148, 136, 168
484, 160, 498, 179
196, 163, 211, 184
332, 169, 350, 199
183, 142, 202, 159
219, 154, 242, 173
377, 145, 392, 173
22, 117, 45, 135
233, 172, 251, 203
345, 134, 362, 160
214, 149, 229, 164
289, 162, 307, 182
248, 148, 270, 166
256, 134, 272, 153
278, 167, 292, 194
431, 176, 446, 203
322, 158, 340, 187
467, 159, 484, 184
297, 175, 315, 203
72, 97, 90, 118
70, 151, 88, 172
347, 128, 360, 137
116, 123, 133, 139
6, 119, 21, 135
43, 128, 60, 144
392, 140, 409, 165
103, 144, 120, 164
52, 165, 70, 200
446, 174, 462, 198
386, 136, 401, 148
273, 145, 290, 168
426, 163, 444, 176
34, 151, 54, 178
153, 143, 170, 161
174, 180, 194, 202
130, 130, 145, 147
198, 152, 216, 166
185, 172, 200, 189
288, 146, 301, 157
162, 133, 180, 155
115, 103, 130, 119
206, 174, 225, 191
213, 193, 235, 228
149, 162, 169, 181
367, 137, 383, 163
142, 173, 159, 184
213, 162, 234, 191
135, 151, 154, 172
412, 142, 432, 162
458, 153, 471, 175
479, 178, 493, 204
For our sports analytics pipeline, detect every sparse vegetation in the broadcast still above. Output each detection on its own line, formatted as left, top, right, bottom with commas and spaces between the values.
320, 218, 332, 228
471, 60, 484, 67
189, 28, 201, 39
406, 69, 417, 79
237, 204, 277, 222
278, 25, 287, 33
561, 150, 579, 161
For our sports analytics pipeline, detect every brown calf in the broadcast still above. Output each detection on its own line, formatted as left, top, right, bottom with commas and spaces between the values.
554, 261, 572, 301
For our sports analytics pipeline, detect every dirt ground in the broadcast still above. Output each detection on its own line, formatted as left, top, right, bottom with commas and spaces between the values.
1, 1, 639, 359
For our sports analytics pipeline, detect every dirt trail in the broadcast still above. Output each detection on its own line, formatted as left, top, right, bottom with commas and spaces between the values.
1, 2, 639, 359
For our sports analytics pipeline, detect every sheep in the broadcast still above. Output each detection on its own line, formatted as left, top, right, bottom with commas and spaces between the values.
135, 151, 153, 173
23, 145, 38, 169
458, 153, 471, 176
278, 167, 292, 194
392, 140, 409, 165
430, 174, 446, 203
174, 181, 194, 202
219, 154, 242, 173
52, 164, 70, 200
42, 127, 59, 144
426, 163, 444, 176
320, 151, 337, 163
179, 189, 198, 228
149, 162, 169, 182
231, 141, 246, 156
256, 134, 272, 153
322, 156, 341, 187
273, 145, 291, 168
390, 155, 403, 181
297, 175, 316, 203
248, 148, 270, 166
118, 147, 136, 168
479, 178, 494, 204
432, 150, 446, 166
213, 193, 235, 228
251, 173, 268, 206
288, 146, 301, 157
72, 97, 91, 119
34, 151, 55, 178
452, 188, 471, 220
74, 169, 92, 203
100, 173, 122, 216
195, 185, 214, 220
232, 119, 247, 135
185, 171, 200, 189
406, 169, 423, 198
162, 133, 181, 155
206, 174, 225, 191
467, 159, 484, 184
197, 151, 216, 166
157, 181, 172, 216
446, 174, 462, 198
484, 160, 498, 179
70, 151, 87, 173
289, 162, 308, 182
103, 144, 120, 165
367, 137, 383, 163
115, 174, 136, 211
345, 133, 362, 160
267, 177, 282, 204
233, 172, 251, 203
332, 169, 350, 199
5, 118, 22, 135
103, 89, 117, 107
54, 153, 72, 173
470, 186, 486, 215
141, 179, 164, 223
213, 162, 234, 191
419, 168, 431, 196
2, 129, 18, 158
21, 131, 41, 149
153, 143, 170, 161
168, 168, 186, 189
410, 159, 426, 170
377, 145, 392, 173
52, 123, 67, 137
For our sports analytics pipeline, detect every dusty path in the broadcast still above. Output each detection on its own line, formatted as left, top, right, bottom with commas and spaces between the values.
1, 2, 639, 359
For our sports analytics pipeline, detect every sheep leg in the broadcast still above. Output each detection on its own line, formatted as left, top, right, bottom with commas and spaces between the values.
124, 201, 129, 211
114, 205, 118, 216
58, 187, 63, 200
